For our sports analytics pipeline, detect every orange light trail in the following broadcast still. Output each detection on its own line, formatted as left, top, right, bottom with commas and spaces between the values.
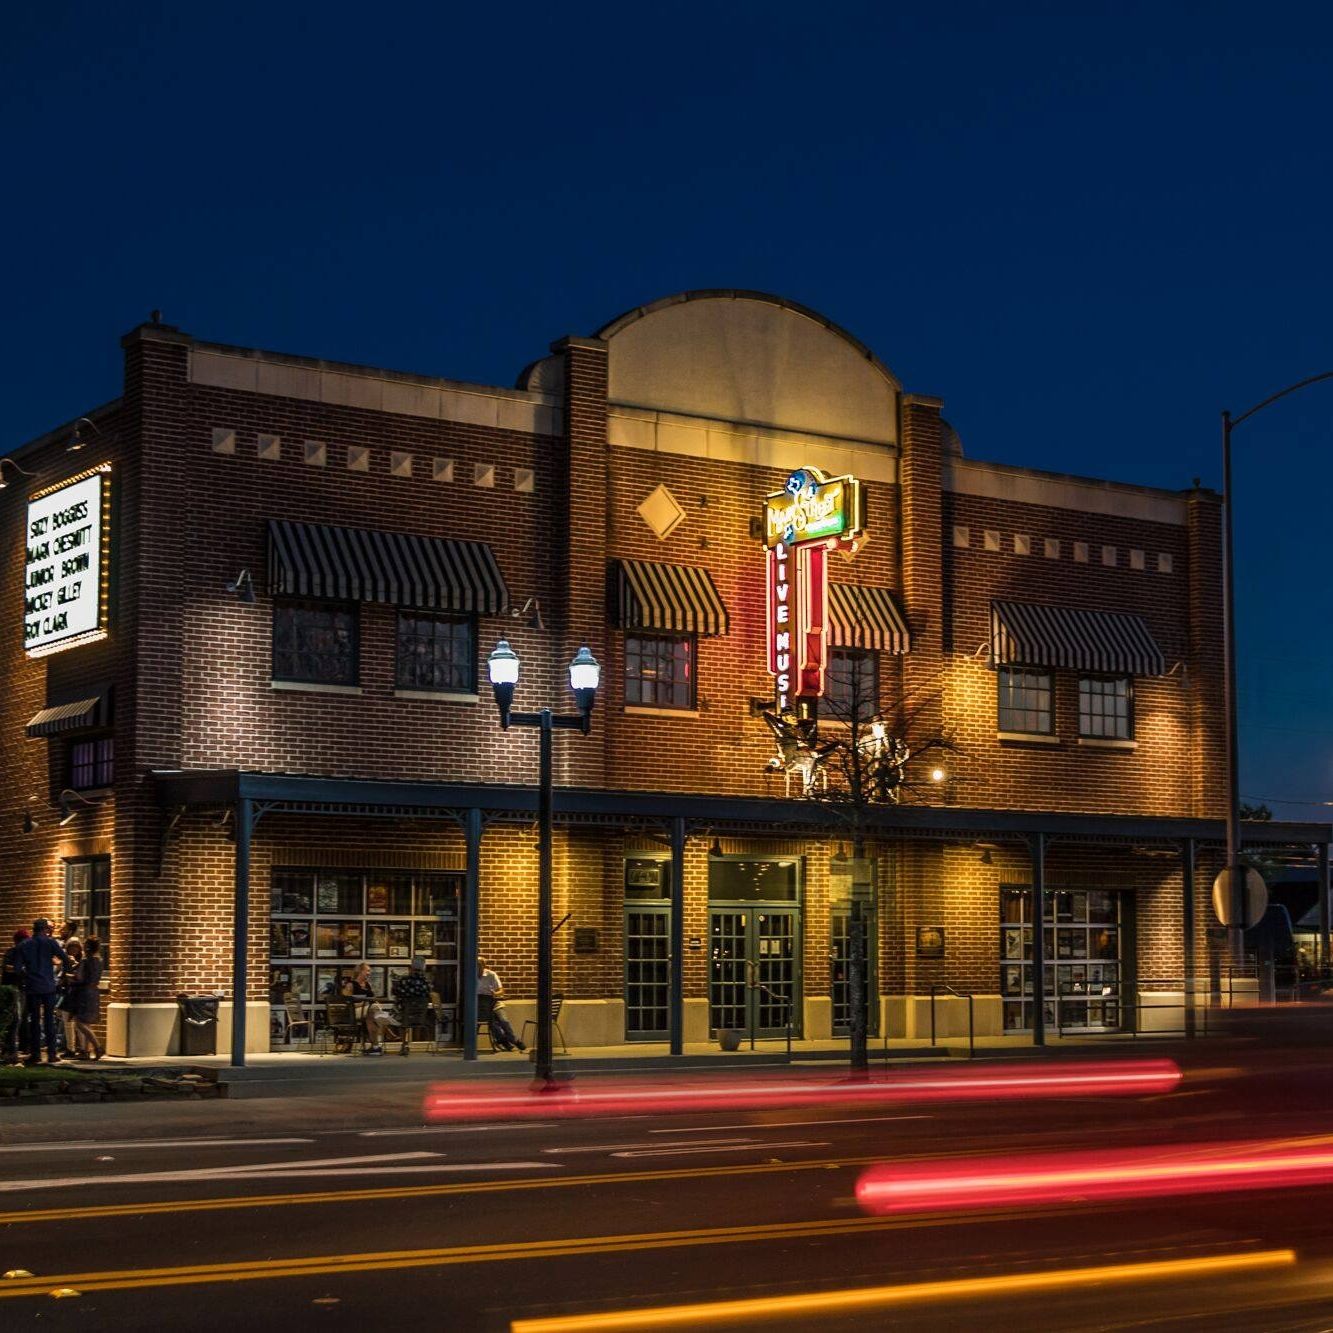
858, 1135, 1333, 1214
509, 1249, 1294, 1330
424, 1059, 1180, 1122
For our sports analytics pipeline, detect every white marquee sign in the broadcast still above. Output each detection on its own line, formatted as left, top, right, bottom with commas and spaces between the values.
24, 467, 109, 656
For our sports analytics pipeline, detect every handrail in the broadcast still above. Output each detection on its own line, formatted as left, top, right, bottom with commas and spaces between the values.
928, 984, 975, 1059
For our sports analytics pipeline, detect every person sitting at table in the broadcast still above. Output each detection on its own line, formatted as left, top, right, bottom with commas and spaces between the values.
347, 963, 394, 1053
476, 957, 526, 1052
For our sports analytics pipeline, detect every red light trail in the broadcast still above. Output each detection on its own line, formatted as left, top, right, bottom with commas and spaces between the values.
856, 1135, 1333, 1215
424, 1059, 1180, 1122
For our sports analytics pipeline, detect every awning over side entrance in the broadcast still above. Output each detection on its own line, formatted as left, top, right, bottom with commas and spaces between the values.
613, 559, 730, 636
267, 520, 509, 614
991, 600, 1166, 676
828, 584, 911, 653
26, 688, 112, 738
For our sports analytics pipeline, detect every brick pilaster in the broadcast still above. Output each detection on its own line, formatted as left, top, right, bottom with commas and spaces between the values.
551, 335, 610, 787
1186, 487, 1226, 820
899, 394, 946, 738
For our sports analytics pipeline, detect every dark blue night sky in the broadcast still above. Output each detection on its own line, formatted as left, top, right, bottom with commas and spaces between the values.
4, 3, 1331, 816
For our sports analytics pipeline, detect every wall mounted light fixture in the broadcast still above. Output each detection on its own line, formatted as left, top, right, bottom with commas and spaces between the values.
510, 597, 544, 630
68, 417, 103, 453
58, 789, 107, 826
0, 457, 36, 490
225, 569, 256, 603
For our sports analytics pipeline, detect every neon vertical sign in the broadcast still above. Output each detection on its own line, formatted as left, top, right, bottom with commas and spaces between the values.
764, 467, 864, 713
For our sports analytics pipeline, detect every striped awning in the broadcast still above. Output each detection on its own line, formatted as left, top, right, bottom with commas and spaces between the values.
26, 688, 111, 738
991, 601, 1166, 676
614, 560, 729, 636
268, 520, 509, 614
829, 584, 911, 653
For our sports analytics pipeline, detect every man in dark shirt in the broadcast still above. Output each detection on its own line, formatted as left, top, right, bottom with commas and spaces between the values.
0, 928, 29, 1066
17, 919, 69, 1065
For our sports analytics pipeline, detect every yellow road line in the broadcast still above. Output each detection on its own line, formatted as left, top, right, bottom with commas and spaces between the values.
0, 1156, 872, 1228
509, 1249, 1297, 1331
0, 1213, 995, 1298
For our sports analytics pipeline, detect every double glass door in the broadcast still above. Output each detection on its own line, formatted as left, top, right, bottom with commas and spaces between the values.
709, 908, 800, 1037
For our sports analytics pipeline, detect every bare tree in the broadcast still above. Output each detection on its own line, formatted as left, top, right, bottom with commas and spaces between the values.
761, 612, 958, 1074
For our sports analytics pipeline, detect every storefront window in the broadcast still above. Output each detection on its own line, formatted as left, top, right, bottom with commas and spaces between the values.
395, 613, 475, 693
997, 668, 1053, 734
272, 599, 358, 686
65, 858, 110, 969
1079, 676, 1133, 739
824, 649, 878, 724
269, 868, 462, 1043
625, 634, 694, 709
1000, 887, 1122, 1032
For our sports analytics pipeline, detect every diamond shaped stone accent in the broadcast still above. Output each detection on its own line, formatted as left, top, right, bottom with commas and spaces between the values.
637, 484, 685, 540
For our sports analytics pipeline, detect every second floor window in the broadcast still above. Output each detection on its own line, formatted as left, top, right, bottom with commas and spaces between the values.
625, 634, 694, 710
272, 599, 358, 686
998, 667, 1053, 735
1079, 676, 1133, 739
69, 737, 114, 790
824, 649, 878, 724
396, 613, 476, 693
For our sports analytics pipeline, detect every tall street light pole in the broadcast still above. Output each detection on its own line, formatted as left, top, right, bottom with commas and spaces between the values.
1221, 372, 1333, 961
487, 640, 600, 1088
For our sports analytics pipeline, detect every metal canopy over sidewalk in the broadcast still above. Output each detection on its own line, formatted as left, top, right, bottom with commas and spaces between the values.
150, 768, 1332, 1070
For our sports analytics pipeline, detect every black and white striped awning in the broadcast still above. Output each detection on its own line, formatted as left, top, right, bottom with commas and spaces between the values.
268, 520, 509, 614
991, 601, 1166, 676
828, 584, 911, 653
26, 687, 112, 738
614, 560, 730, 637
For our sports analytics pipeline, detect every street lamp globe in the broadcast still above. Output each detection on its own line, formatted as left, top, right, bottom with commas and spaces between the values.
569, 644, 601, 721
488, 639, 520, 686
488, 639, 520, 728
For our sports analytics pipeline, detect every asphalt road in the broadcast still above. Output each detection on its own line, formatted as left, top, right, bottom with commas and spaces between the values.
5, 1015, 1333, 1331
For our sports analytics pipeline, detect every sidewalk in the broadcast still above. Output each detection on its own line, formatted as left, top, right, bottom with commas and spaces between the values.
92, 1031, 1184, 1099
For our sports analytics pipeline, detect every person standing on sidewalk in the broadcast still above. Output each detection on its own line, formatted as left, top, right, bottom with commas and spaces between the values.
17, 919, 69, 1065
0, 928, 29, 1066
69, 937, 105, 1061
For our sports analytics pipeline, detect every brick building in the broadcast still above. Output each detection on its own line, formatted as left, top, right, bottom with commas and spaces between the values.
3, 290, 1325, 1057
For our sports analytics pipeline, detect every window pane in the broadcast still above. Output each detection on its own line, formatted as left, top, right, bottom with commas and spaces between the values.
273, 601, 357, 685
395, 613, 475, 692
1079, 677, 1132, 739
998, 668, 1051, 734
825, 650, 878, 723
64, 858, 110, 971
624, 635, 694, 709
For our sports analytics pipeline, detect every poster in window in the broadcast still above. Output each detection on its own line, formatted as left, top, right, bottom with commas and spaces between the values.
1002, 964, 1022, 996
316, 924, 340, 958
388, 923, 411, 958
366, 923, 389, 959
367, 883, 388, 915
316, 967, 343, 998
340, 922, 363, 958
270, 921, 291, 958
1003, 929, 1022, 960
316, 877, 339, 913
288, 922, 311, 957
414, 923, 435, 955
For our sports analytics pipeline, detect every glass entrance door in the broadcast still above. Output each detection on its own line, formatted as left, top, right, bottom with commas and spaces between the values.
708, 907, 801, 1037
624, 905, 670, 1039
831, 906, 878, 1036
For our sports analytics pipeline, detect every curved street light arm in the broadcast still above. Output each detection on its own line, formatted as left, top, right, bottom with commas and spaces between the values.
1229, 369, 1333, 430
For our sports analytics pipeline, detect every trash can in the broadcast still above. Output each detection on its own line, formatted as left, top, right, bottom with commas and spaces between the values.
176, 994, 221, 1056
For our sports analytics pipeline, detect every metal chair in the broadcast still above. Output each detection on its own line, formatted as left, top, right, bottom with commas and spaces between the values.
323, 999, 361, 1054
282, 993, 315, 1048
521, 993, 568, 1054
476, 993, 496, 1051
393, 999, 433, 1056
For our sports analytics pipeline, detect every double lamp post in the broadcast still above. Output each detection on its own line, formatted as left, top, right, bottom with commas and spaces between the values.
486, 639, 600, 1087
